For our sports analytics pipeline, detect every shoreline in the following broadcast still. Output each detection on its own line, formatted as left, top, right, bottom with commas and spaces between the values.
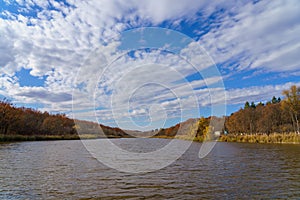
154, 133, 300, 145
1, 133, 300, 144
218, 133, 300, 144
0, 134, 125, 142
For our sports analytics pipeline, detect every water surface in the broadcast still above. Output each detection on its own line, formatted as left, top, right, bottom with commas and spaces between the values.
0, 139, 299, 199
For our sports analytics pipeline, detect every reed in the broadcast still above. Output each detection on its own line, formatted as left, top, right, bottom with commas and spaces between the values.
219, 133, 300, 144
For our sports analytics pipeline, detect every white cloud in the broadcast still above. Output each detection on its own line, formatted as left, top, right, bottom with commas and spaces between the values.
200, 0, 300, 73
0, 0, 299, 129
226, 82, 300, 105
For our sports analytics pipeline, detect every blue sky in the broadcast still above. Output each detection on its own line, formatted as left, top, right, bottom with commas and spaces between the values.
0, 0, 300, 130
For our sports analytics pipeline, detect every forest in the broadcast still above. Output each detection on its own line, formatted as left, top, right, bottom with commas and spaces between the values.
0, 99, 129, 141
225, 85, 299, 135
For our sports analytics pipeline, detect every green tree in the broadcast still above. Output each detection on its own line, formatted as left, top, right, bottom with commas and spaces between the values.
244, 101, 250, 109
272, 96, 277, 104
250, 101, 256, 109
271, 96, 281, 104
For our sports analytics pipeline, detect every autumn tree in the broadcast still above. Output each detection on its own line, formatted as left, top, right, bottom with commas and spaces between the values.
196, 117, 210, 137
225, 95, 290, 134
258, 103, 281, 134
0, 99, 13, 134
282, 85, 300, 134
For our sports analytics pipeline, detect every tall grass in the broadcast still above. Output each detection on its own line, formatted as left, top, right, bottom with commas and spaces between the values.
219, 133, 300, 144
154, 133, 300, 144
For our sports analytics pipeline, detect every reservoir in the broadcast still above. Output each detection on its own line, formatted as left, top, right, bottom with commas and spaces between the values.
0, 139, 299, 199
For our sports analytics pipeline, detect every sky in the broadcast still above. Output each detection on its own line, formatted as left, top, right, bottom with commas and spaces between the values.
0, 0, 300, 131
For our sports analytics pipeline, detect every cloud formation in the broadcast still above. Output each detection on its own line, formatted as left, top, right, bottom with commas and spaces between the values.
0, 0, 299, 129
200, 0, 300, 73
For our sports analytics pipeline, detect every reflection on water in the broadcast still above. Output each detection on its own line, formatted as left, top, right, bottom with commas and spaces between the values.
0, 139, 299, 199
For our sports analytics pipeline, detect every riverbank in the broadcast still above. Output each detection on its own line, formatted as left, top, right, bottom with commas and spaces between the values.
1, 133, 300, 144
0, 134, 77, 142
153, 135, 205, 142
0, 134, 126, 142
218, 133, 300, 144
154, 133, 300, 144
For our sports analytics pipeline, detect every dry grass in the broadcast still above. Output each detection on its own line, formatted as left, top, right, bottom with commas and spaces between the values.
219, 133, 300, 144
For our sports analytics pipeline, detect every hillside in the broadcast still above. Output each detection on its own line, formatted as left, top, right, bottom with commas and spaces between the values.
0, 100, 131, 141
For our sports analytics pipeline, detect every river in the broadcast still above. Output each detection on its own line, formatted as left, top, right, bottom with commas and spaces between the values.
0, 138, 299, 199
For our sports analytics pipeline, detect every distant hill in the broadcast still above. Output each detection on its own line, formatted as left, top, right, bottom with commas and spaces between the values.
0, 99, 131, 140
153, 118, 199, 138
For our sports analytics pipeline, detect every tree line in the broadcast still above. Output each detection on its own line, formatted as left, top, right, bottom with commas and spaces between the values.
0, 99, 128, 138
0, 99, 75, 136
225, 85, 300, 135
155, 85, 300, 138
